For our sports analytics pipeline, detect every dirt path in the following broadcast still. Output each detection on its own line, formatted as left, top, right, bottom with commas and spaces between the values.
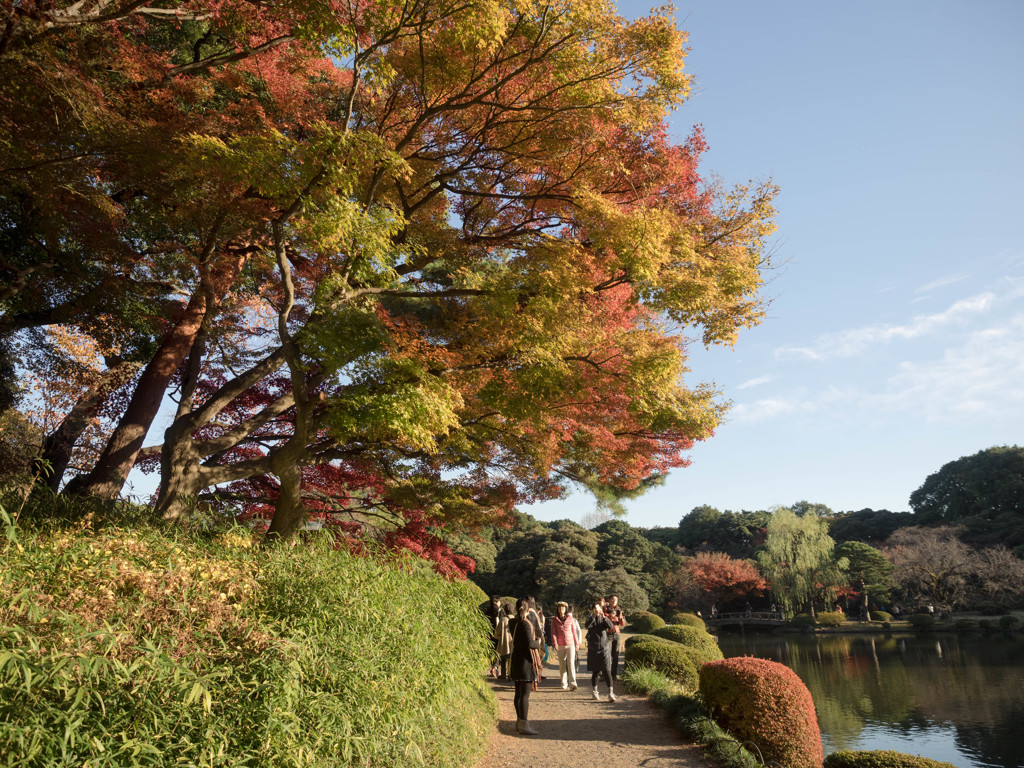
475, 654, 710, 768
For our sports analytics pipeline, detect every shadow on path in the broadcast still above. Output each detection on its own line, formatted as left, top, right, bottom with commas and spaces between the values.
476, 669, 710, 768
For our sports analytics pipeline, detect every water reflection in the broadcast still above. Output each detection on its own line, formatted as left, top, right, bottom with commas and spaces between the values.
716, 632, 1024, 768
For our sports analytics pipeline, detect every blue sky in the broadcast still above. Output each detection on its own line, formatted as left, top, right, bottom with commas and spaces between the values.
528, 1, 1024, 529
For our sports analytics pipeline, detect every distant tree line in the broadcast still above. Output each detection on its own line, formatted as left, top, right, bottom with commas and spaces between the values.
451, 446, 1024, 616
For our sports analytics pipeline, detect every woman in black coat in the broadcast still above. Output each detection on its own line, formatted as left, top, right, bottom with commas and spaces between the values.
584, 603, 617, 702
509, 598, 542, 735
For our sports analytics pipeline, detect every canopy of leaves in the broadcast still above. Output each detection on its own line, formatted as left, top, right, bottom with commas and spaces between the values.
910, 446, 1024, 552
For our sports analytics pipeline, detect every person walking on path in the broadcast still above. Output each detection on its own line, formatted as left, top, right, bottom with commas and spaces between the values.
605, 594, 626, 680
495, 602, 513, 680
484, 595, 503, 677
549, 601, 581, 691
509, 598, 542, 735
585, 602, 616, 702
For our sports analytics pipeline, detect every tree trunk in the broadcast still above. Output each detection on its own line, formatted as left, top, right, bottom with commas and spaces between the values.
68, 254, 244, 501
35, 360, 142, 492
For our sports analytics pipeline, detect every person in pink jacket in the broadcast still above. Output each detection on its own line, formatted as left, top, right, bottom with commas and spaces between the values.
549, 601, 581, 690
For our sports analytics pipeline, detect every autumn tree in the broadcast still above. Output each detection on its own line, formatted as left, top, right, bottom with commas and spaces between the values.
667, 551, 767, 611
4, 0, 777, 556
885, 526, 1022, 612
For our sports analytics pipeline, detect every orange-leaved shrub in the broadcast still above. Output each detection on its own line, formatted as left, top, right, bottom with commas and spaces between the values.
699, 656, 822, 768
824, 750, 957, 768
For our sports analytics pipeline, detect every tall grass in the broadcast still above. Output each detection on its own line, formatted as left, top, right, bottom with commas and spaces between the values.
0, 499, 495, 767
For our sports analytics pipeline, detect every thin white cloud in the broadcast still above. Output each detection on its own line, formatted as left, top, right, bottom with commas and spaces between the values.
736, 375, 773, 390
729, 397, 800, 423
915, 273, 969, 294
775, 291, 997, 361
878, 315, 1024, 421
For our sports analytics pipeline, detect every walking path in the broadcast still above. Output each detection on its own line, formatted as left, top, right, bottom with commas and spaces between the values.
475, 655, 710, 768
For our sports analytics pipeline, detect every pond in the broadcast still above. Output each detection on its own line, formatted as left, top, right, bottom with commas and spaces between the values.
716, 631, 1024, 768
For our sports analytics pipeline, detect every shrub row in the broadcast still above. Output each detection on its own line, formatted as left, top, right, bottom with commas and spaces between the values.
815, 611, 846, 627
0, 506, 495, 768
628, 611, 666, 634
699, 657, 823, 768
623, 666, 760, 768
667, 612, 707, 630
824, 750, 958, 768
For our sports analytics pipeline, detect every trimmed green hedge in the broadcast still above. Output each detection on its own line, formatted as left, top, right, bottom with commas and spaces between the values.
790, 613, 816, 628
999, 615, 1020, 630
625, 639, 702, 690
0, 505, 495, 768
870, 610, 893, 622
628, 611, 667, 634
816, 611, 846, 627
700, 657, 823, 768
624, 633, 674, 649
668, 612, 707, 630
824, 750, 957, 768
651, 625, 723, 663
907, 614, 936, 629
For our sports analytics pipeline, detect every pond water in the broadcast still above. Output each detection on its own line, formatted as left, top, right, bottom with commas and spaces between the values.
716, 631, 1024, 768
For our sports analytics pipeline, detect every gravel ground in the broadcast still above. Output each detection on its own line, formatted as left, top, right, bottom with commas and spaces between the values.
475, 654, 710, 768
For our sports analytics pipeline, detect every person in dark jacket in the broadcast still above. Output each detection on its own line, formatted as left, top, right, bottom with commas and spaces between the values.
509, 598, 542, 735
584, 602, 617, 702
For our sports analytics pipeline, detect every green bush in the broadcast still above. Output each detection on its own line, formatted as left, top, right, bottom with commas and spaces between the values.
870, 610, 892, 622
700, 657, 823, 768
623, 666, 760, 768
0, 507, 495, 768
954, 618, 979, 630
998, 615, 1020, 630
790, 613, 816, 629
624, 633, 673, 649
628, 611, 667, 634
823, 750, 958, 768
668, 612, 707, 630
624, 638, 704, 690
907, 613, 936, 629
816, 611, 846, 627
651, 625, 723, 663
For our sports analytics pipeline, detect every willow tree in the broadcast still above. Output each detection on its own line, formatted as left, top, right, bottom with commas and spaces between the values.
757, 507, 843, 616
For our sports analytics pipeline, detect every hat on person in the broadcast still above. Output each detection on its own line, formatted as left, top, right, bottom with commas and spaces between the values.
556, 601, 568, 609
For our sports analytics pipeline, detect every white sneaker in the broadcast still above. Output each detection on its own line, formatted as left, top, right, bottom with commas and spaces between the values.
592, 688, 600, 701
569, 684, 578, 691
608, 691, 617, 702
561, 684, 568, 690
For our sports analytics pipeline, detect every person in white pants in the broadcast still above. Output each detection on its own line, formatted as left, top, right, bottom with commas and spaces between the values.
549, 601, 581, 690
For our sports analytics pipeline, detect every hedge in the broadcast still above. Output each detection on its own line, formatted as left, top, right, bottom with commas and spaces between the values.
628, 611, 667, 634
624, 633, 674, 650
907, 614, 936, 629
870, 611, 892, 622
999, 615, 1020, 630
699, 657, 823, 768
816, 611, 846, 627
651, 625, 723, 663
790, 613, 816, 629
0, 503, 495, 768
624, 639, 702, 690
824, 750, 958, 768
668, 612, 707, 630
